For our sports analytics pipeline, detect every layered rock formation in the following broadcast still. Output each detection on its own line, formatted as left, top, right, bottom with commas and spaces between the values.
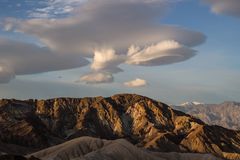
0, 94, 240, 159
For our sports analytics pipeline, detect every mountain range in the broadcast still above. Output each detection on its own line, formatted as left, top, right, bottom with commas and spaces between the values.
174, 101, 240, 130
0, 94, 240, 160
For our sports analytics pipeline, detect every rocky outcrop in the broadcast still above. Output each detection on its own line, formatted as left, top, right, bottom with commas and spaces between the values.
0, 141, 35, 156
1, 94, 240, 159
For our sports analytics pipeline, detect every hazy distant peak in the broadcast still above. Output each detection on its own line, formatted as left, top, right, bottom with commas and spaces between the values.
173, 100, 240, 131
180, 101, 204, 106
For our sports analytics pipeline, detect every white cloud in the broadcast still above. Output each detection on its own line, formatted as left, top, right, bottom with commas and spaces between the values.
204, 0, 240, 17
91, 48, 126, 73
126, 40, 195, 66
79, 72, 114, 84
124, 78, 147, 87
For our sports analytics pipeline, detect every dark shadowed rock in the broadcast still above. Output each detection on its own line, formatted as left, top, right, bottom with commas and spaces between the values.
0, 155, 39, 160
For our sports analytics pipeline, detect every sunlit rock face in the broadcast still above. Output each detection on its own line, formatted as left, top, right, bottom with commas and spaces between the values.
0, 94, 240, 159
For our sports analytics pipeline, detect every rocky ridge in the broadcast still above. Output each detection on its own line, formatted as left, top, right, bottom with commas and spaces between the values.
0, 94, 240, 159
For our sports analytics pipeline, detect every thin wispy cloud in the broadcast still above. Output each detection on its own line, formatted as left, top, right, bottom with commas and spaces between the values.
28, 0, 86, 18
203, 0, 240, 17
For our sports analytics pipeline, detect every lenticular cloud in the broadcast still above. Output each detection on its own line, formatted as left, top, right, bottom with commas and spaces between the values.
126, 40, 196, 66
0, 0, 206, 84
0, 38, 89, 83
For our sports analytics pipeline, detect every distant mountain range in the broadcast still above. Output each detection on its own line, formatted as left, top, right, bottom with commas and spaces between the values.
1, 94, 240, 160
173, 101, 240, 130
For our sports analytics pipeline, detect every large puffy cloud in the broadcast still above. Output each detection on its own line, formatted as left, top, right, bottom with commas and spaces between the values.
82, 48, 126, 83
1, 0, 206, 84
91, 48, 126, 73
0, 38, 89, 83
203, 0, 240, 17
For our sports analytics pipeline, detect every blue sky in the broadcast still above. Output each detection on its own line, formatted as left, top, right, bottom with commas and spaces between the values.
0, 0, 239, 104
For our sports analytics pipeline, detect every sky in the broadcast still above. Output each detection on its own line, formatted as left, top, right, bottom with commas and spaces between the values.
0, 0, 239, 104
